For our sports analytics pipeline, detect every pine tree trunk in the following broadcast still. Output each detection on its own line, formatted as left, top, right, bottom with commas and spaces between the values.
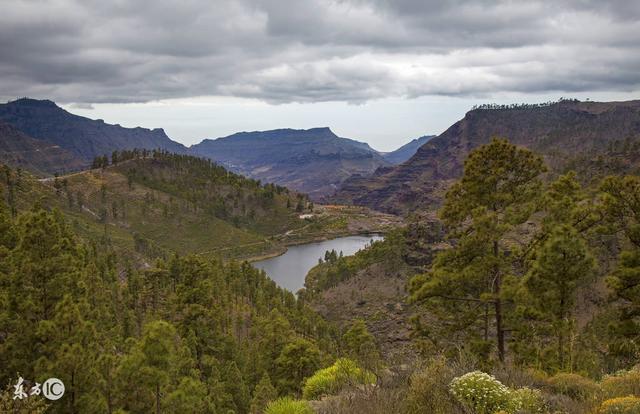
156, 383, 161, 414
493, 240, 505, 362
484, 304, 489, 341
495, 289, 505, 362
559, 291, 566, 369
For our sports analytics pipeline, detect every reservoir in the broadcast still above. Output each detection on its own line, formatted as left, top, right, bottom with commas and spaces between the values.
253, 234, 383, 293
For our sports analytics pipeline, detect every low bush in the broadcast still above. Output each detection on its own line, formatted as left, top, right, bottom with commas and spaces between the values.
602, 369, 640, 399
449, 371, 512, 414
302, 358, 376, 400
509, 387, 546, 413
546, 372, 601, 402
598, 396, 640, 414
405, 356, 462, 414
264, 397, 314, 414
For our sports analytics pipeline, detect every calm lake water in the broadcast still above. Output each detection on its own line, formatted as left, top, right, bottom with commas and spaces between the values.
253, 235, 383, 293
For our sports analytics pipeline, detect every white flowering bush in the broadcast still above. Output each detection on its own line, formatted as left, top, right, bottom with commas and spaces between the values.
450, 371, 513, 414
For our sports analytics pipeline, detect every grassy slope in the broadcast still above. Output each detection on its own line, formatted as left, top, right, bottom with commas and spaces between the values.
65, 168, 265, 256
4, 155, 401, 263
45, 158, 307, 260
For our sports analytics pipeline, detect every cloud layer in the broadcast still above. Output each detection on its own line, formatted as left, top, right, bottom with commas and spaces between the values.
2, 0, 639, 104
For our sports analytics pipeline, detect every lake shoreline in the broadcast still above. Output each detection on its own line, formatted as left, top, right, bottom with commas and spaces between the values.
245, 230, 385, 263
251, 234, 384, 292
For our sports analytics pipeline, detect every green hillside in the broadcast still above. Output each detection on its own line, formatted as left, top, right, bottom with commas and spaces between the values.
2, 150, 396, 263
19, 151, 316, 260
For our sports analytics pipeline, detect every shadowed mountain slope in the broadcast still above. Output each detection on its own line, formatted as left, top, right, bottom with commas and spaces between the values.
334, 99, 640, 214
0, 120, 85, 175
0, 98, 186, 171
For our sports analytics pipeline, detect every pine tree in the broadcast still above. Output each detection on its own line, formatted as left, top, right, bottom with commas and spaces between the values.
274, 337, 321, 394
116, 320, 181, 414
601, 175, 640, 360
35, 296, 102, 413
2, 208, 82, 383
223, 361, 250, 414
524, 225, 594, 369
164, 377, 213, 414
410, 138, 546, 362
250, 373, 277, 414
342, 319, 380, 371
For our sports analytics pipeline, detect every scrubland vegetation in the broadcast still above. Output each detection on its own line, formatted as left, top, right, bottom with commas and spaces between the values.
3, 136, 640, 413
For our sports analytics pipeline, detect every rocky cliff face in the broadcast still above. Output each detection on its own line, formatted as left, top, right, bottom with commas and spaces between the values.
0, 98, 186, 167
333, 100, 640, 214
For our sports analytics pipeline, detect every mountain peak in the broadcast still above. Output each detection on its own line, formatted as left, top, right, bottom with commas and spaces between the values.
308, 126, 333, 133
382, 135, 435, 165
8, 97, 60, 108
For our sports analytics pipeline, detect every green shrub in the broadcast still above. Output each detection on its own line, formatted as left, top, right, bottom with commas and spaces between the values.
602, 369, 640, 399
405, 356, 461, 414
302, 358, 376, 400
264, 397, 314, 414
449, 371, 512, 414
508, 387, 546, 413
547, 372, 601, 401
598, 396, 640, 414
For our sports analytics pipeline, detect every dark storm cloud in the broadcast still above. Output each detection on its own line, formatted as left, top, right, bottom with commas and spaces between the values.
1, 0, 639, 104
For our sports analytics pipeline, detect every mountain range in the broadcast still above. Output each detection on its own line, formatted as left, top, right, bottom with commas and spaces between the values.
4, 97, 640, 213
0, 98, 431, 199
333, 99, 640, 214
190, 128, 390, 198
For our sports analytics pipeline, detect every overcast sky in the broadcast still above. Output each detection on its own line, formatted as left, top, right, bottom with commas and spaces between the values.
2, 0, 640, 151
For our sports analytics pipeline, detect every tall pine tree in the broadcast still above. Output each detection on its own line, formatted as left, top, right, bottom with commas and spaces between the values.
410, 138, 546, 362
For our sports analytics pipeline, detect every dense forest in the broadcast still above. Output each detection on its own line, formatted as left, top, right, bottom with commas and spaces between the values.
0, 155, 386, 413
3, 138, 640, 413
0, 187, 381, 413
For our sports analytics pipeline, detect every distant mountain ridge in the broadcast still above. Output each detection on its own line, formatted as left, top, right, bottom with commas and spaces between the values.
382, 135, 435, 164
0, 98, 186, 173
0, 98, 433, 198
190, 127, 390, 199
333, 99, 640, 214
